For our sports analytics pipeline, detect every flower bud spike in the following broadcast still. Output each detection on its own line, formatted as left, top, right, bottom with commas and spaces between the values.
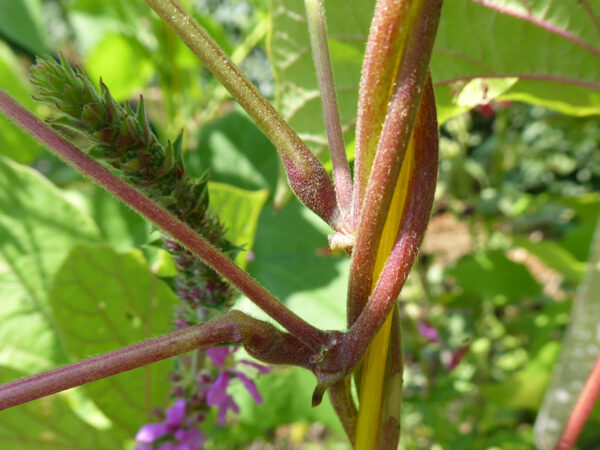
30, 57, 239, 314
100, 79, 122, 126
81, 103, 106, 129
136, 96, 151, 142
158, 138, 176, 178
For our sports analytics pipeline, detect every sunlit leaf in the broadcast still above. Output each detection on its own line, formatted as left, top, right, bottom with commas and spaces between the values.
0, 157, 99, 374
208, 182, 269, 269
49, 243, 178, 436
0, 368, 120, 449
270, 0, 600, 143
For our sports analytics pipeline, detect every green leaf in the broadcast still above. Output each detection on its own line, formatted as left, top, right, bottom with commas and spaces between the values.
448, 250, 541, 302
187, 110, 280, 192
0, 156, 100, 374
49, 243, 179, 436
85, 33, 154, 101
238, 199, 347, 331
0, 367, 121, 449
534, 218, 600, 448
67, 1, 155, 55
0, 0, 48, 55
434, 1, 600, 120
0, 42, 44, 163
65, 185, 151, 252
270, 0, 600, 138
270, 0, 371, 153
208, 182, 269, 269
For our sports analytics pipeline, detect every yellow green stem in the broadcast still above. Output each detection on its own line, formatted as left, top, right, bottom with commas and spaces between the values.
355, 130, 415, 449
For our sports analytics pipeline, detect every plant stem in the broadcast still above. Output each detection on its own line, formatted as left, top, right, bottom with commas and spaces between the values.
352, 0, 412, 228
349, 77, 437, 352
377, 308, 404, 447
315, 79, 436, 394
0, 90, 328, 351
555, 354, 600, 450
347, 1, 442, 447
347, 0, 442, 326
304, 0, 353, 215
144, 0, 341, 229
328, 378, 357, 446
0, 311, 314, 410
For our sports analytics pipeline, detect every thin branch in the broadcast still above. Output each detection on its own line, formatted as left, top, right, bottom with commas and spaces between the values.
304, 0, 353, 215
0, 311, 315, 410
555, 354, 600, 450
144, 0, 341, 229
0, 90, 328, 351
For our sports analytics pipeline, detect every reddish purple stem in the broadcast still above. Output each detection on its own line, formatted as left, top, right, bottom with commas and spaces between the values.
0, 311, 315, 410
0, 90, 328, 351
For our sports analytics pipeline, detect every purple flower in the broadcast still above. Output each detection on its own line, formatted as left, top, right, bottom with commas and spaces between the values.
135, 398, 205, 450
418, 322, 441, 343
205, 346, 269, 425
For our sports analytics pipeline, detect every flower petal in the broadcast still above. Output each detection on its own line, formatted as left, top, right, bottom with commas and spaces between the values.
418, 322, 440, 343
232, 370, 262, 404
166, 398, 186, 427
136, 423, 170, 443
216, 395, 239, 426
205, 346, 231, 368
206, 372, 230, 407
175, 428, 207, 450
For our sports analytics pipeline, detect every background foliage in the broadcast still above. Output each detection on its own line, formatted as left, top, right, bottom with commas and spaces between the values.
0, 0, 599, 449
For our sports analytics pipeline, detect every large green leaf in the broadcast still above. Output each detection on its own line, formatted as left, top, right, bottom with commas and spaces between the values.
65, 185, 151, 252
85, 33, 154, 102
270, 0, 600, 147
270, 0, 371, 153
534, 218, 600, 448
49, 243, 179, 437
0, 157, 100, 374
0, 368, 120, 449
238, 199, 347, 331
208, 182, 269, 269
434, 0, 600, 121
186, 110, 280, 192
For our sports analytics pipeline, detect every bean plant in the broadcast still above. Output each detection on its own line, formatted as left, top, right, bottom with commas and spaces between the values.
0, 0, 599, 449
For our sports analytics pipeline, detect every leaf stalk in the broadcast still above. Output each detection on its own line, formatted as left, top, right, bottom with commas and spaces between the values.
305, 0, 353, 215
144, 0, 341, 228
0, 311, 314, 410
